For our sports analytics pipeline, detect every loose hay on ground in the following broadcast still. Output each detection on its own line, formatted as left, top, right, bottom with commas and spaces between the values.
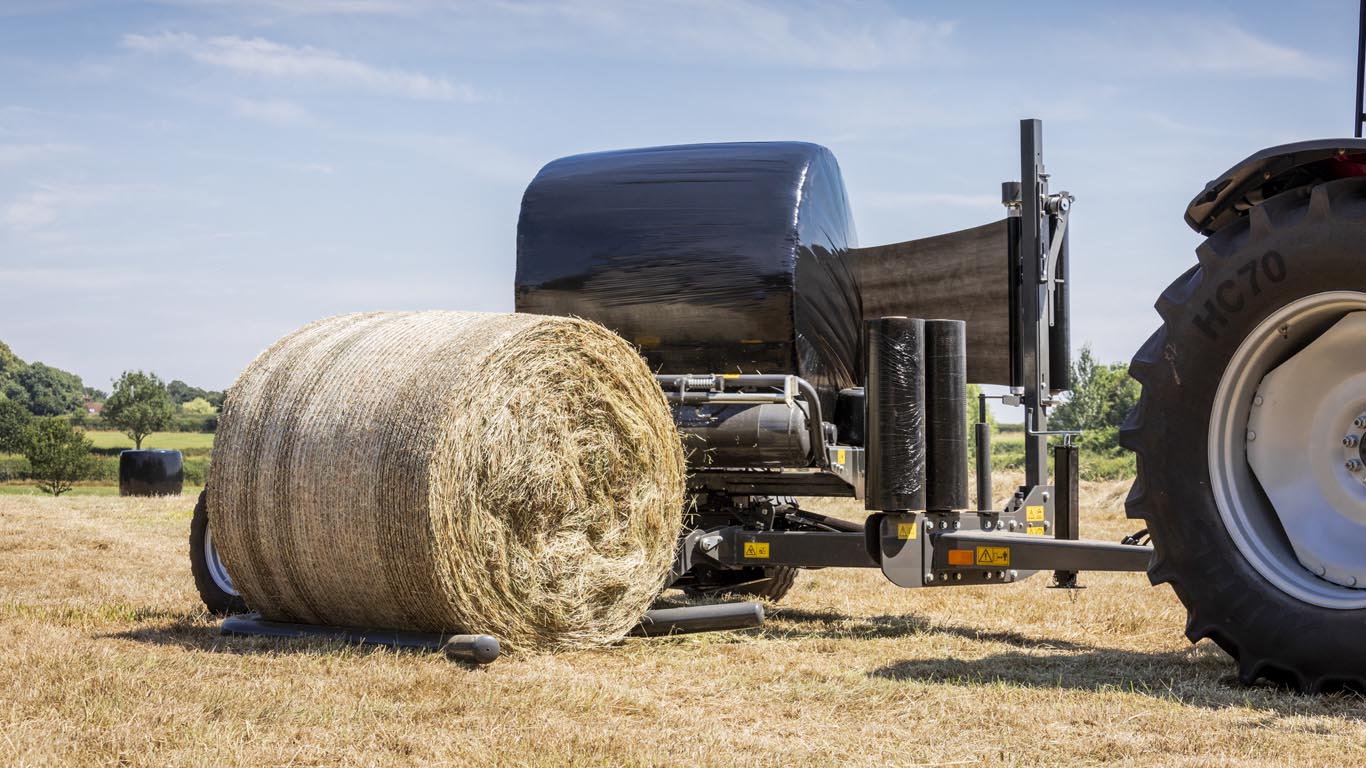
209, 311, 685, 650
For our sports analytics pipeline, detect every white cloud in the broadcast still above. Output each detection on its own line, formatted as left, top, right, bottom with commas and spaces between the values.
1, 184, 143, 232
1159, 25, 1333, 78
1088, 15, 1336, 80
0, 142, 83, 166
487, 0, 956, 71
122, 31, 480, 101
232, 96, 312, 124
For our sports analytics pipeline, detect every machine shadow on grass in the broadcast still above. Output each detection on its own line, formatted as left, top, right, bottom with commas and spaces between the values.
762, 606, 1093, 649
102, 614, 493, 664
870, 652, 1366, 710
763, 607, 1366, 709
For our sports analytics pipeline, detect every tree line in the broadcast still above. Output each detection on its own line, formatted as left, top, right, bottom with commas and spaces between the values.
1, 340, 225, 495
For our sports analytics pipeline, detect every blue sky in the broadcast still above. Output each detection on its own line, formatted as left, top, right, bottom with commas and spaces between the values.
0, 0, 1356, 392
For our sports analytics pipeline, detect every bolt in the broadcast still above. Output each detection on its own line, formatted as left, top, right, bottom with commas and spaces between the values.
939, 520, 949, 530
924, 573, 935, 583
1254, 395, 1264, 407
1008, 570, 1018, 581
1247, 430, 1257, 442
985, 571, 994, 580
1355, 415, 1366, 429
952, 520, 960, 530
996, 521, 1005, 530
1042, 492, 1050, 502
1347, 459, 1363, 473
954, 573, 963, 582
1043, 520, 1051, 532
1346, 435, 1360, 448
1008, 521, 1018, 532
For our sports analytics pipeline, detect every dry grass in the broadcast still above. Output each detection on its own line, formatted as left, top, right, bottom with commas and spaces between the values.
2, 483, 1364, 767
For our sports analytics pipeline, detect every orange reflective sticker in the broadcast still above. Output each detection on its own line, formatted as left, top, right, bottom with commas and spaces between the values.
947, 549, 974, 566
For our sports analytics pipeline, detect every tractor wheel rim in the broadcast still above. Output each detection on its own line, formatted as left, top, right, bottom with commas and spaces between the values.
1209, 291, 1366, 609
204, 528, 239, 597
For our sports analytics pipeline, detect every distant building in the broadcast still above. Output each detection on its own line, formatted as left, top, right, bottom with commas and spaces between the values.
85, 400, 103, 415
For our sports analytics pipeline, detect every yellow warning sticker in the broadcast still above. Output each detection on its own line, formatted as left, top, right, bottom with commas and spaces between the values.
743, 542, 770, 559
836, 449, 847, 465
1026, 505, 1046, 522
722, 373, 740, 378
976, 546, 1010, 566
897, 522, 918, 540
1027, 525, 1046, 536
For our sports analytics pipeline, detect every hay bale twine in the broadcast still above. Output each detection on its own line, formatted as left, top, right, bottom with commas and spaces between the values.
118, 449, 184, 496
208, 311, 685, 650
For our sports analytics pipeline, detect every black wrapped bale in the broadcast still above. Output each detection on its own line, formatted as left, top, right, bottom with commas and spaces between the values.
515, 142, 862, 415
864, 317, 926, 512
119, 449, 184, 496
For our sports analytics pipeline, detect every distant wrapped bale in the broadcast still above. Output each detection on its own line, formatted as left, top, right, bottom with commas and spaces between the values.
119, 449, 184, 496
208, 311, 685, 650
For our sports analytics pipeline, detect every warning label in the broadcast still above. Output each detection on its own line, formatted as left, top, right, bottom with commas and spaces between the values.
743, 542, 770, 559
1026, 525, 1046, 536
1026, 505, 1046, 522
897, 522, 918, 540
976, 546, 1011, 566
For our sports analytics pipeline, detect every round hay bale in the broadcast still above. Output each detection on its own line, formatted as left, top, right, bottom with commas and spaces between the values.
208, 311, 685, 650
118, 449, 184, 496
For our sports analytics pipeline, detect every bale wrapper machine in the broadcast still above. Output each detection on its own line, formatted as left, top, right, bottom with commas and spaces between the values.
515, 119, 1151, 599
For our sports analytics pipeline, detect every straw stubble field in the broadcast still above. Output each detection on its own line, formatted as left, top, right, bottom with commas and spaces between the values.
2, 478, 1363, 767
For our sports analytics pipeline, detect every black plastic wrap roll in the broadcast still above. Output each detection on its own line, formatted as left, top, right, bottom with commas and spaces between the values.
515, 142, 862, 417
864, 317, 926, 512
925, 319, 968, 511
119, 449, 184, 497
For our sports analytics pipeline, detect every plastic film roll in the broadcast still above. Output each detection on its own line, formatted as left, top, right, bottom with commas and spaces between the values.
925, 319, 968, 511
864, 317, 927, 511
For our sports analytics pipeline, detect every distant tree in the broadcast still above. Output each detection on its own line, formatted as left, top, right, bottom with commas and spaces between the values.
104, 371, 174, 449
1050, 345, 1140, 432
0, 398, 30, 454
23, 416, 93, 496
181, 397, 217, 416
166, 380, 203, 405
206, 389, 226, 409
83, 386, 108, 402
16, 362, 84, 416
0, 341, 23, 405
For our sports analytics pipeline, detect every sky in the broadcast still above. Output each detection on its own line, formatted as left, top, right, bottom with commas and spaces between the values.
0, 0, 1358, 394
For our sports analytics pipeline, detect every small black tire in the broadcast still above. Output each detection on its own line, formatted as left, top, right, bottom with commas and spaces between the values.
1123, 177, 1366, 691
189, 490, 248, 616
683, 566, 799, 602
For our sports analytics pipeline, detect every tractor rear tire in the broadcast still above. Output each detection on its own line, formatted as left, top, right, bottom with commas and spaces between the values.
189, 490, 248, 616
1123, 177, 1366, 691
